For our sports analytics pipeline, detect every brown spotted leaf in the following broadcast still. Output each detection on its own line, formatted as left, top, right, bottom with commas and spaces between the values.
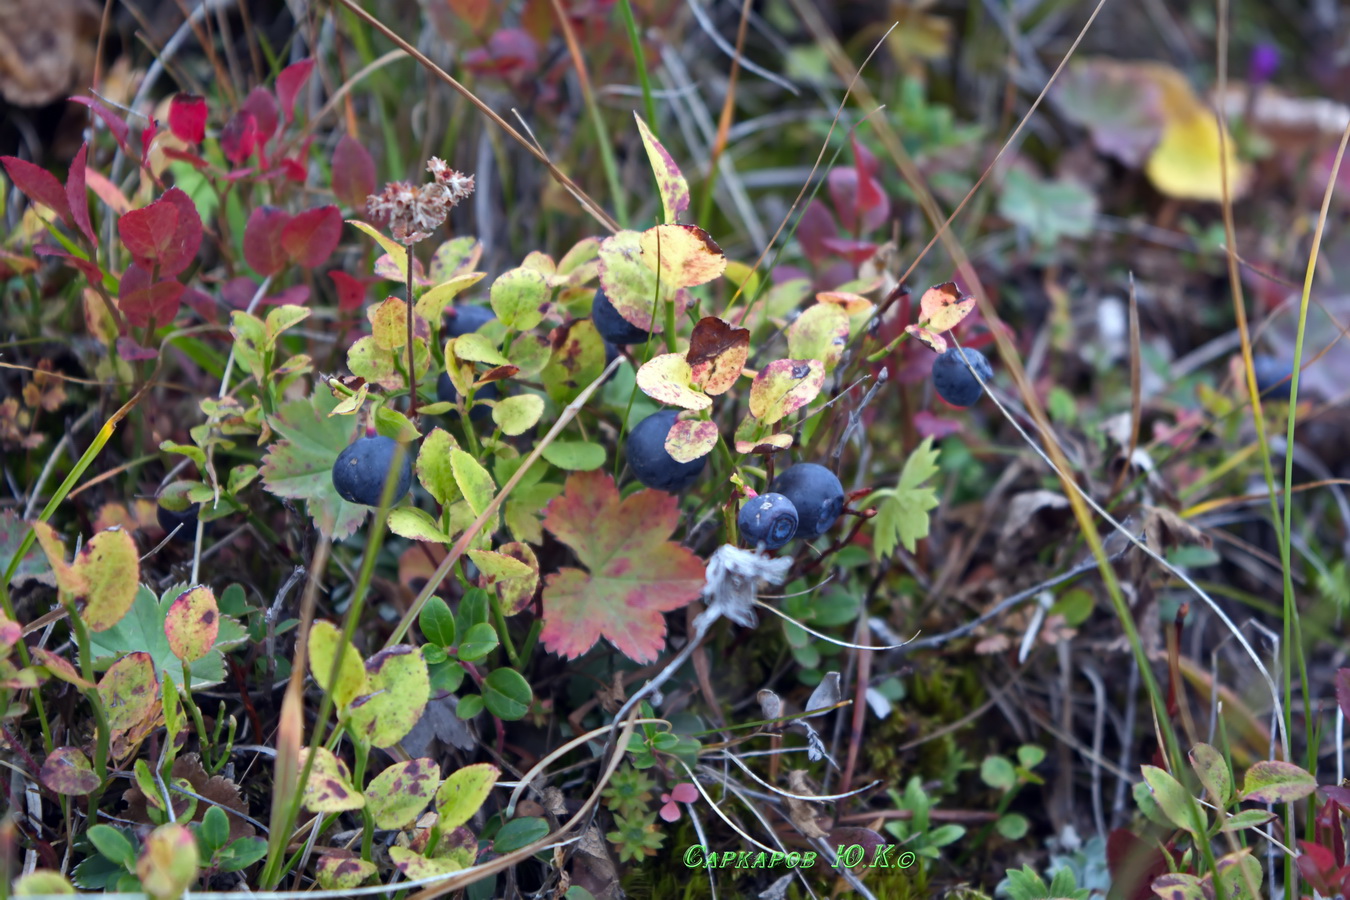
300, 747, 365, 813
635, 115, 689, 224
164, 586, 218, 663
541, 320, 605, 405
347, 645, 430, 748
638, 224, 727, 289
636, 353, 712, 410
597, 230, 686, 333
665, 418, 719, 463
98, 651, 159, 732
917, 281, 975, 334
41, 747, 101, 796
364, 757, 441, 829
540, 471, 705, 663
73, 528, 140, 632
31, 648, 94, 689
315, 853, 377, 890
687, 317, 749, 396
787, 303, 850, 373
1240, 760, 1317, 804
748, 359, 825, 425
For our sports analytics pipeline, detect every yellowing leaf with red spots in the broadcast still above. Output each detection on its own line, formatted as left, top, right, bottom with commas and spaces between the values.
164, 586, 218, 662
748, 359, 825, 425
597, 230, 687, 333
74, 528, 139, 632
787, 303, 850, 372
635, 115, 689, 224
363, 757, 440, 829
636, 353, 712, 410
98, 651, 159, 732
540, 471, 705, 663
347, 645, 429, 748
638, 224, 727, 289
686, 316, 749, 396
905, 324, 947, 352
300, 747, 365, 813
665, 418, 719, 463
917, 282, 975, 334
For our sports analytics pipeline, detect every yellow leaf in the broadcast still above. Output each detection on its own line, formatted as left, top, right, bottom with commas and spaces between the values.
1145, 113, 1250, 202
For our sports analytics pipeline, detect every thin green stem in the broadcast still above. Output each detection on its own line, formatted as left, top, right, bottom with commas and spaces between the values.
617, 0, 657, 132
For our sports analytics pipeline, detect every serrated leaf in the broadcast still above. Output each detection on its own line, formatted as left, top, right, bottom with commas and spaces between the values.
540, 471, 705, 663
748, 359, 825, 424
998, 169, 1098, 246
364, 757, 440, 829
308, 620, 367, 709
436, 762, 500, 831
260, 391, 370, 540
636, 354, 711, 410
868, 436, 940, 556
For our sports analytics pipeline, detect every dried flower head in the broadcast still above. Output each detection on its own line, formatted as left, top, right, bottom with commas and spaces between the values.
366, 158, 475, 245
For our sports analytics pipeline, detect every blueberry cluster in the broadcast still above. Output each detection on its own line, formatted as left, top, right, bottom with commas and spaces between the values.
738, 463, 845, 549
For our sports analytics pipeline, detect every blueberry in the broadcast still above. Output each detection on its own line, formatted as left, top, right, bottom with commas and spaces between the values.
1253, 355, 1293, 401
770, 463, 844, 540
738, 492, 799, 550
932, 346, 993, 407
156, 484, 201, 541
626, 410, 705, 492
437, 371, 499, 424
592, 288, 652, 345
331, 435, 413, 506
445, 304, 496, 337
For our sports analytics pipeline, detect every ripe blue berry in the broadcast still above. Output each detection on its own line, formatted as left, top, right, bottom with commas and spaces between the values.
1253, 355, 1293, 401
445, 304, 496, 337
932, 346, 993, 407
738, 492, 799, 549
156, 484, 201, 541
592, 288, 652, 345
770, 463, 844, 540
626, 410, 705, 492
437, 372, 499, 423
332, 435, 413, 506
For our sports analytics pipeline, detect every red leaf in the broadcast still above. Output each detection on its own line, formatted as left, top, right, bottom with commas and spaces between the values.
118, 201, 179, 269
65, 143, 96, 246
118, 264, 185, 329
850, 132, 880, 179
35, 246, 104, 284
540, 470, 705, 664
276, 59, 315, 124
243, 206, 292, 276
329, 270, 369, 311
115, 336, 158, 361
828, 167, 889, 233
161, 147, 208, 169
332, 135, 376, 210
464, 28, 539, 78
281, 205, 341, 268
168, 94, 208, 144
70, 96, 131, 156
796, 199, 835, 264
181, 286, 218, 323
220, 110, 258, 165
1, 156, 73, 225
156, 188, 203, 277
140, 118, 159, 162
280, 156, 307, 183
819, 236, 878, 264
240, 87, 280, 145
1106, 829, 1173, 900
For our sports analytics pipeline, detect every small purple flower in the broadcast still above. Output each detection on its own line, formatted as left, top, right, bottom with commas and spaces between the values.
659, 783, 700, 822
1249, 43, 1280, 84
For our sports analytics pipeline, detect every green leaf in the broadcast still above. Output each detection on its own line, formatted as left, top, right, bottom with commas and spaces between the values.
1188, 742, 1233, 806
456, 623, 500, 662
541, 441, 605, 471
981, 755, 1016, 791
90, 583, 247, 689
199, 806, 230, 854
347, 645, 430, 748
87, 825, 136, 869
1240, 760, 1317, 804
416, 428, 462, 506
995, 813, 1029, 840
456, 694, 485, 719
494, 817, 549, 853
997, 168, 1098, 247
419, 596, 456, 647
260, 391, 371, 540
493, 394, 545, 436
308, 620, 366, 709
387, 507, 451, 544
869, 436, 940, 556
1141, 765, 1205, 834
450, 449, 496, 517
373, 406, 420, 442
364, 757, 441, 829
435, 763, 500, 831
216, 837, 266, 872
1220, 809, 1276, 832
482, 667, 532, 720
489, 267, 550, 331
